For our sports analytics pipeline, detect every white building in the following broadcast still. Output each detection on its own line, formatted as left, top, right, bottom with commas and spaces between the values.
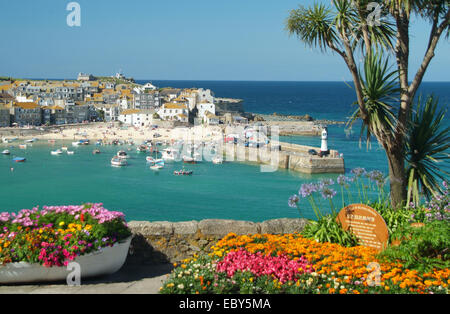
196, 88, 214, 103
157, 103, 189, 123
118, 109, 155, 127
197, 102, 215, 120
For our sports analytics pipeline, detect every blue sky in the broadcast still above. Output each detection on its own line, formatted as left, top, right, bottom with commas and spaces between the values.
0, 0, 448, 81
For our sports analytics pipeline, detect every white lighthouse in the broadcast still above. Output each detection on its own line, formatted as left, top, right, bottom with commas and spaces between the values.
320, 127, 329, 155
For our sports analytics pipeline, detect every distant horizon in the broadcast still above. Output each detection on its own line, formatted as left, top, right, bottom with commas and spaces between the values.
3, 77, 450, 84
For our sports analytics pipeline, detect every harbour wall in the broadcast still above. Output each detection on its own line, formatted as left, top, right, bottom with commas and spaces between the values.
223, 142, 345, 174
126, 218, 309, 264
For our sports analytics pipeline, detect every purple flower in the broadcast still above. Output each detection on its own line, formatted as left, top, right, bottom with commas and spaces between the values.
321, 187, 337, 199
351, 167, 366, 178
288, 195, 300, 208
299, 183, 318, 198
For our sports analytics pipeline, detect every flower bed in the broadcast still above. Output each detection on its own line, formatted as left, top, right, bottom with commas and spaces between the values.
0, 204, 131, 268
160, 233, 449, 294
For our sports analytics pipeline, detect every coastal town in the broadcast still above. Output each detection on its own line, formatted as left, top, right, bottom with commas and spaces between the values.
0, 72, 248, 128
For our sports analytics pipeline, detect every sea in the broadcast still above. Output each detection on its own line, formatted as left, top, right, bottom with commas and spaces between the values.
0, 81, 448, 222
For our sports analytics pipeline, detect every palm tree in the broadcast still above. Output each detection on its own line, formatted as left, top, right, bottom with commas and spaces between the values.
347, 51, 399, 149
286, 0, 450, 208
406, 95, 449, 206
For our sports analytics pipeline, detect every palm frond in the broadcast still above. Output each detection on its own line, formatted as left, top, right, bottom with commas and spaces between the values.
406, 94, 450, 205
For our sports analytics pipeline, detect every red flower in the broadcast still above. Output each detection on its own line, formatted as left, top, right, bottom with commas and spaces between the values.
80, 213, 84, 222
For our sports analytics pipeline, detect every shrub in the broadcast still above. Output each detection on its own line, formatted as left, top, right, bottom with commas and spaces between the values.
378, 220, 450, 272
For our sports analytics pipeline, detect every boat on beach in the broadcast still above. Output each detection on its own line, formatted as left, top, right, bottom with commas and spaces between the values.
111, 156, 127, 167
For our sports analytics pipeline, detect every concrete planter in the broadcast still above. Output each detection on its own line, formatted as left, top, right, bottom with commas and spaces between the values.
0, 237, 131, 284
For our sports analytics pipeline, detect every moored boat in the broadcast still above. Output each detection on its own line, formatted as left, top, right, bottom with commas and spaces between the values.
67, 151, 75, 155
212, 156, 223, 164
92, 149, 101, 155
117, 150, 129, 159
12, 157, 26, 163
173, 169, 193, 176
51, 149, 63, 155
137, 145, 148, 152
111, 156, 127, 167
1, 150, 10, 155
182, 155, 196, 164
19, 144, 27, 149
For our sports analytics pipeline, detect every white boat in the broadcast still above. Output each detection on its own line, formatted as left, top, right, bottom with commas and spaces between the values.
182, 155, 196, 164
162, 148, 179, 161
117, 150, 129, 159
67, 151, 75, 155
61, 146, 68, 151
0, 237, 131, 284
1, 150, 10, 155
137, 145, 148, 152
150, 164, 164, 170
72, 141, 80, 147
212, 156, 223, 164
51, 149, 63, 155
111, 156, 127, 167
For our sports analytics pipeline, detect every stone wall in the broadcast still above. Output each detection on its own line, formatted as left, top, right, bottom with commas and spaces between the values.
126, 218, 309, 264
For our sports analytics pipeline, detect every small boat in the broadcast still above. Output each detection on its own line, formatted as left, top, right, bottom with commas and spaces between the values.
146, 156, 154, 163
150, 164, 164, 171
24, 139, 34, 143
212, 156, 223, 164
137, 145, 148, 153
182, 156, 196, 164
72, 141, 80, 147
117, 150, 129, 159
162, 148, 179, 161
2, 150, 10, 155
95, 140, 103, 146
51, 149, 63, 155
92, 149, 101, 155
19, 144, 27, 149
67, 151, 75, 155
80, 139, 90, 145
111, 156, 127, 167
173, 169, 193, 176
13, 157, 26, 163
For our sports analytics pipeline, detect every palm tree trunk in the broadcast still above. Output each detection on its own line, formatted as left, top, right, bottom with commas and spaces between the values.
386, 147, 407, 208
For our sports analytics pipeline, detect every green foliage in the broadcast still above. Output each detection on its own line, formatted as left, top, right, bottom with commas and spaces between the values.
406, 94, 449, 205
347, 51, 399, 147
301, 214, 359, 247
378, 220, 450, 272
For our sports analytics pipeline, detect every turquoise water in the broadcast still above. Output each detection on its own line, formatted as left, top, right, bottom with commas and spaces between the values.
0, 142, 334, 221
1, 81, 448, 222
0, 129, 386, 222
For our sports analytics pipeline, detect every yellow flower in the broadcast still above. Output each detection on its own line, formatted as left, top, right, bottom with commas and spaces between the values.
59, 221, 65, 227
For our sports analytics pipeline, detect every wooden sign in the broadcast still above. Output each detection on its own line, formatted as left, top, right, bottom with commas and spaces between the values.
336, 204, 389, 251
